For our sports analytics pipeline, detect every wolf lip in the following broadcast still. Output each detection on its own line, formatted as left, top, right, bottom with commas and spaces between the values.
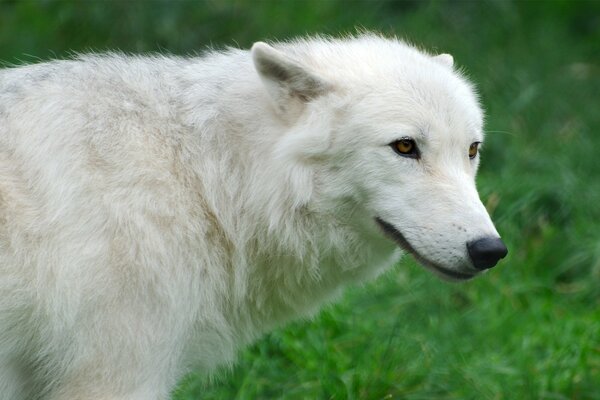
374, 217, 475, 281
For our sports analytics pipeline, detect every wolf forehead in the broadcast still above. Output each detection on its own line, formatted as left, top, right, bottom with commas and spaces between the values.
273, 36, 484, 130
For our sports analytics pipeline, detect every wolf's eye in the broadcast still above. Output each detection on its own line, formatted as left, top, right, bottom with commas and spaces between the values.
391, 139, 419, 159
469, 142, 480, 159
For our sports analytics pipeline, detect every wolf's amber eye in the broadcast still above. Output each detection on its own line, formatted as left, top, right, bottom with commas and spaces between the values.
469, 142, 480, 159
391, 139, 419, 158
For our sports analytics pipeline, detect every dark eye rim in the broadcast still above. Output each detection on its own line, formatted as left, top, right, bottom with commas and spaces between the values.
469, 141, 481, 160
390, 138, 420, 159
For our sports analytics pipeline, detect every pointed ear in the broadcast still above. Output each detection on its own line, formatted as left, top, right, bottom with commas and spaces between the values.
433, 53, 454, 68
251, 42, 330, 107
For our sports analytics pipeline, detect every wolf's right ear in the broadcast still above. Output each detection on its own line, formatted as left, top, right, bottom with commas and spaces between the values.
252, 42, 330, 111
433, 53, 454, 68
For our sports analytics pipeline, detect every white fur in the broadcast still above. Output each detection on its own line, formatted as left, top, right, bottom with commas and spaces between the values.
0, 35, 500, 399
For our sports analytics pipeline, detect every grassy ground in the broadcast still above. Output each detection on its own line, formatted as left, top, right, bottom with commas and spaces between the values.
2, 1, 599, 399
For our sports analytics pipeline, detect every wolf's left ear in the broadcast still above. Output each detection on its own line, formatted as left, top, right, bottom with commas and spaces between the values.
252, 42, 330, 109
433, 53, 454, 68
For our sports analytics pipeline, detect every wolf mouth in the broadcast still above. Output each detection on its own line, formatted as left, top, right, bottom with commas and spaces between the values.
374, 217, 475, 281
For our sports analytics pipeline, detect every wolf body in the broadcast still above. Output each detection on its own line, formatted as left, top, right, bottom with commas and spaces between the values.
0, 36, 505, 399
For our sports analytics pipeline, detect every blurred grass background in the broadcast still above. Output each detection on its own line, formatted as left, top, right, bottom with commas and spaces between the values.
1, 0, 599, 399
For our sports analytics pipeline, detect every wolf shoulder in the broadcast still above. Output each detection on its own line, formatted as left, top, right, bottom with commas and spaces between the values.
1, 54, 183, 122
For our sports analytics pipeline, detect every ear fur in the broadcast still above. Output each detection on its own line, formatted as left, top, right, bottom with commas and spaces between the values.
251, 42, 330, 109
433, 53, 454, 68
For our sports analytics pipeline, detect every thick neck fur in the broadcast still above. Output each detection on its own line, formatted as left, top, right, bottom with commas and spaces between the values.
178, 51, 396, 341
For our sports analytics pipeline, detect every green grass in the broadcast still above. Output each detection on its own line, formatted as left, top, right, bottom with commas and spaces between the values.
2, 1, 599, 398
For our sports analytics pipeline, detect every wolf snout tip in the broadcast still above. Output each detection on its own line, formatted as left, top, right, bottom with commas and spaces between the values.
467, 237, 508, 271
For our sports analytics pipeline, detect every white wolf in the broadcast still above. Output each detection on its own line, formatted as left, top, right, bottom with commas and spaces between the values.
0, 35, 507, 399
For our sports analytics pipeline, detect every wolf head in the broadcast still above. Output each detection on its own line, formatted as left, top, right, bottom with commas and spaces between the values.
251, 36, 507, 281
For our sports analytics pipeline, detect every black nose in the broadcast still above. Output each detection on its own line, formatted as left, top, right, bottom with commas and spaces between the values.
467, 237, 508, 270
